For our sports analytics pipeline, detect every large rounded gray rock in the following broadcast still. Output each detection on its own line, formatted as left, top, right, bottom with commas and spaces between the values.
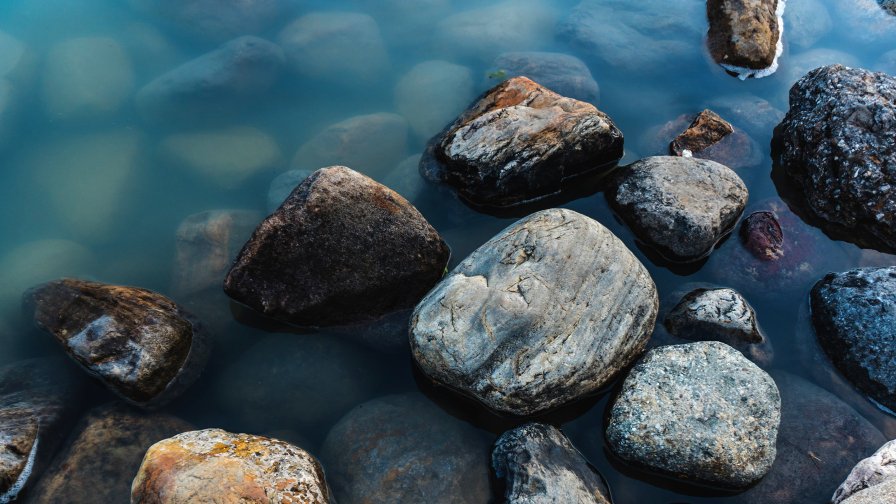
411, 208, 658, 416
394, 60, 474, 140
606, 341, 781, 488
833, 439, 896, 504
492, 423, 612, 504
491, 52, 599, 103
608, 156, 749, 263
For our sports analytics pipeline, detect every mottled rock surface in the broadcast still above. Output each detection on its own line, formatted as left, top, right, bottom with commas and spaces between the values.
669, 109, 733, 157
411, 208, 657, 415
131, 429, 330, 503
292, 113, 408, 176
707, 0, 782, 74
840, 478, 896, 504
741, 211, 784, 261
833, 439, 896, 504
491, 52, 599, 103
421, 76, 623, 209
224, 166, 449, 326
492, 423, 611, 504
608, 156, 748, 262
394, 60, 474, 139
607, 341, 780, 488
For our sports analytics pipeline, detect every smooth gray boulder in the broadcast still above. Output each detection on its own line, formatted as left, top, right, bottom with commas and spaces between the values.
411, 208, 658, 416
833, 439, 896, 504
394, 60, 474, 140
840, 478, 896, 504
606, 341, 780, 488
491, 52, 599, 103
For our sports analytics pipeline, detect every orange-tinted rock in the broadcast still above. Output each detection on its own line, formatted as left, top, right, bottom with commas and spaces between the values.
669, 109, 734, 157
650, 112, 761, 170
707, 0, 781, 72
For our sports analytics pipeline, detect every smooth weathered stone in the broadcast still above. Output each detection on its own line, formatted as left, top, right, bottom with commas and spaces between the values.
132, 429, 331, 503
492, 423, 612, 504
27, 279, 210, 408
833, 440, 896, 504
840, 478, 896, 504
785, 0, 832, 48
707, 0, 783, 77
292, 113, 408, 176
394, 60, 474, 140
776, 65, 896, 252
225, 166, 449, 327
669, 109, 734, 157
422, 76, 623, 209
491, 52, 599, 103
320, 394, 490, 504
435, 0, 555, 61
411, 208, 658, 416
130, 0, 288, 42
607, 341, 780, 488
267, 169, 312, 213
608, 156, 749, 262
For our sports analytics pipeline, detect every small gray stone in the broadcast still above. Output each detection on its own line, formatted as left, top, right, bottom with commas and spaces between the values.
267, 169, 313, 213
840, 478, 896, 504
491, 51, 600, 103
606, 341, 780, 488
833, 439, 896, 504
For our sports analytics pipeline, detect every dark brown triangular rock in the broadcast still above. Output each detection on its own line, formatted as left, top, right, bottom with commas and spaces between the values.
669, 109, 733, 157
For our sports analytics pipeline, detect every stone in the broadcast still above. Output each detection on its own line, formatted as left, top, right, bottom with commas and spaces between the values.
707, 0, 784, 78
411, 208, 658, 416
840, 478, 896, 504
42, 37, 134, 120
130, 0, 289, 42
490, 51, 600, 103
492, 423, 612, 504
830, 0, 896, 45
421, 76, 623, 209
278, 12, 388, 85
267, 169, 312, 213
883, 0, 896, 14
394, 60, 474, 140
833, 439, 896, 504
607, 341, 780, 488
780, 49, 861, 90
320, 394, 490, 504
379, 155, 427, 204
359, 0, 451, 48
136, 36, 284, 123
776, 65, 896, 252
608, 156, 749, 263
131, 429, 330, 503
225, 166, 449, 327
26, 279, 210, 408
706, 93, 784, 137
669, 109, 733, 157
27, 403, 193, 504
436, 0, 556, 61
741, 211, 784, 260
171, 209, 262, 297
160, 127, 283, 189
647, 112, 762, 171
292, 113, 408, 176
785, 0, 832, 49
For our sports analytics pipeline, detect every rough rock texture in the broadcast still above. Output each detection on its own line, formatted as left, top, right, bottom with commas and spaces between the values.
267, 169, 312, 213
833, 439, 896, 504
707, 0, 782, 72
130, 0, 288, 42
777, 65, 896, 252
608, 156, 749, 262
669, 109, 734, 157
492, 423, 612, 504
224, 166, 450, 327
811, 267, 896, 411
607, 341, 780, 488
131, 429, 330, 503
421, 76, 623, 209
491, 52, 599, 103
292, 113, 408, 175
394, 60, 474, 140
27, 279, 210, 408
320, 394, 490, 504
411, 208, 658, 416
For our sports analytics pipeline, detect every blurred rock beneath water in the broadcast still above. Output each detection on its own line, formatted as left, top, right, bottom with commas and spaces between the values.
830, 0, 896, 45
117, 22, 184, 80
379, 155, 427, 205
876, 49, 896, 74
644, 112, 762, 172
356, 0, 451, 49
705, 93, 784, 138
491, 51, 600, 103
0, 31, 34, 150
129, 0, 290, 43
267, 169, 313, 213
779, 49, 860, 90
394, 60, 474, 140
833, 439, 896, 504
785, 0, 832, 49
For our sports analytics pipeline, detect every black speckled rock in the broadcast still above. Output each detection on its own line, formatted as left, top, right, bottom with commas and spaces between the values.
492, 423, 612, 504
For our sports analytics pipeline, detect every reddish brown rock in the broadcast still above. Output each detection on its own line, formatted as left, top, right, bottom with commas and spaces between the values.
650, 112, 761, 170
707, 0, 782, 73
741, 211, 784, 261
669, 109, 733, 157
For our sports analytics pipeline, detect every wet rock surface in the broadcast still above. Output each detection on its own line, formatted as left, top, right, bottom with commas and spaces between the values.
648, 113, 762, 171
292, 113, 408, 175
707, 0, 782, 73
607, 341, 780, 488
492, 423, 612, 504
411, 208, 657, 416
833, 439, 896, 504
740, 211, 784, 261
421, 76, 623, 209
608, 156, 749, 263
131, 428, 331, 503
669, 109, 733, 157
491, 52, 599, 103
27, 279, 210, 407
776, 64, 896, 252
224, 166, 450, 327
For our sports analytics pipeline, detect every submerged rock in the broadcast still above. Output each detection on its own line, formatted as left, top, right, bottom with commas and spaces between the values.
669, 109, 733, 157
707, 0, 783, 78
706, 93, 784, 137
607, 341, 780, 488
785, 0, 832, 49
833, 439, 896, 504
132, 429, 331, 503
380, 155, 428, 204
225, 166, 449, 327
741, 211, 784, 260
493, 423, 612, 503
267, 169, 312, 213
491, 51, 600, 103
292, 113, 408, 176
421, 76, 623, 209
411, 208, 657, 416
647, 112, 762, 171
130, 0, 288, 42
27, 279, 210, 408
435, 0, 556, 61
394, 60, 474, 140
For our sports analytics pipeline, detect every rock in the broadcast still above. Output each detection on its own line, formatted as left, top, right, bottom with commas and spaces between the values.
740, 211, 784, 260
278, 12, 388, 85
320, 394, 490, 504
225, 166, 449, 326
394, 60, 474, 140
292, 113, 408, 176
421, 76, 623, 209
780, 49, 861, 89
27, 279, 210, 408
833, 439, 896, 504
608, 156, 749, 263
706, 93, 784, 137
830, 0, 896, 45
411, 208, 658, 416
785, 0, 832, 49
776, 65, 896, 252
669, 109, 733, 156
118, 22, 184, 79
607, 341, 780, 488
42, 37, 134, 120
707, 0, 784, 78
492, 423, 612, 504
359, 0, 451, 48
877, 50, 896, 74
160, 127, 283, 189
27, 403, 193, 504
647, 112, 762, 170
883, 0, 896, 14
171, 209, 262, 297
840, 478, 896, 504
436, 0, 556, 61
379, 155, 427, 204
130, 0, 289, 42
267, 169, 312, 213
491, 51, 600, 103
136, 36, 284, 123
0, 30, 33, 85
131, 429, 331, 503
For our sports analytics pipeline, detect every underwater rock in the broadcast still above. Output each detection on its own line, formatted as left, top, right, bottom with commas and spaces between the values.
607, 341, 780, 488
669, 109, 733, 157
129, 0, 289, 42
648, 112, 762, 171
225, 166, 449, 327
491, 51, 600, 103
394, 60, 474, 140
785, 0, 832, 48
320, 394, 491, 504
360, 0, 451, 48
608, 156, 748, 263
421, 76, 623, 209
707, 0, 783, 77
877, 49, 896, 74
706, 93, 784, 137
829, 0, 896, 45
741, 211, 784, 260
0, 31, 33, 148
380, 155, 427, 204
436, 0, 556, 61
833, 439, 896, 504
27, 279, 210, 408
411, 208, 657, 416
267, 169, 312, 213
492, 423, 612, 504
131, 429, 331, 503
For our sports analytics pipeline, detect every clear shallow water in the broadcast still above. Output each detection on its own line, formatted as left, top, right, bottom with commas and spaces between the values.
1, 0, 896, 502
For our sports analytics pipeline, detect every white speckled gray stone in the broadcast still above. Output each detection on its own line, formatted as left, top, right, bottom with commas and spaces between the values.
840, 478, 896, 504
834, 439, 896, 504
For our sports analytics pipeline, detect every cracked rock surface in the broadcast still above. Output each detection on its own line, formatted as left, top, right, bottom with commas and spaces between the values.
833, 439, 896, 504
411, 208, 657, 416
